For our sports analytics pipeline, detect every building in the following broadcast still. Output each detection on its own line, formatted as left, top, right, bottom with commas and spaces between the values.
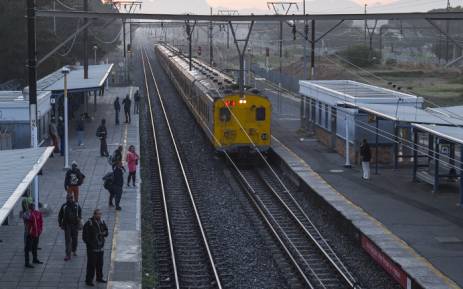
299, 80, 424, 164
0, 90, 52, 149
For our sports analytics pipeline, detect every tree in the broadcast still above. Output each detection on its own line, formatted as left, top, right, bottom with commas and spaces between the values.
339, 44, 381, 67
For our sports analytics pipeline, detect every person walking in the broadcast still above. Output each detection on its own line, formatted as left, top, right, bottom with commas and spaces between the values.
122, 94, 132, 124
126, 145, 139, 187
83, 209, 108, 286
58, 117, 65, 156
96, 119, 109, 157
64, 161, 86, 202
114, 97, 121, 125
76, 114, 85, 146
134, 90, 140, 115
113, 161, 124, 211
58, 194, 82, 261
360, 139, 372, 180
23, 202, 43, 268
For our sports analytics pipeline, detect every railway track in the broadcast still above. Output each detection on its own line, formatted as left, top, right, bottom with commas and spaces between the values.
227, 156, 363, 289
141, 46, 222, 289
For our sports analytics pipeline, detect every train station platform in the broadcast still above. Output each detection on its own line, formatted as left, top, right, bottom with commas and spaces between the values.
0, 86, 141, 289
271, 115, 463, 289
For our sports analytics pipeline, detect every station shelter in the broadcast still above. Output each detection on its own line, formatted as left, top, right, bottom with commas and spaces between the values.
299, 80, 423, 164
0, 147, 53, 225
31, 64, 114, 122
0, 90, 52, 149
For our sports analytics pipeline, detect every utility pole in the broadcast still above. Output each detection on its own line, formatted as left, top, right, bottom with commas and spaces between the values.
26, 0, 40, 210
209, 7, 214, 66
310, 19, 315, 79
446, 0, 451, 63
217, 10, 239, 49
267, 1, 299, 114
185, 20, 197, 71
83, 0, 88, 79
364, 3, 368, 45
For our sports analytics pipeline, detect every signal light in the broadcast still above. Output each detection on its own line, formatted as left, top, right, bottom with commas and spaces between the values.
224, 100, 236, 107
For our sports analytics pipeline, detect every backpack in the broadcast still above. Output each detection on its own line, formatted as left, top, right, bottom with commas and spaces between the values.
62, 203, 79, 224
102, 172, 114, 190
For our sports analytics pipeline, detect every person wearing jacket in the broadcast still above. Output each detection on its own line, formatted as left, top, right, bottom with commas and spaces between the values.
111, 145, 123, 169
58, 194, 82, 261
360, 139, 372, 180
23, 203, 43, 268
113, 161, 124, 211
122, 94, 131, 124
64, 161, 86, 202
126, 145, 139, 187
114, 97, 121, 125
82, 209, 108, 286
96, 119, 109, 157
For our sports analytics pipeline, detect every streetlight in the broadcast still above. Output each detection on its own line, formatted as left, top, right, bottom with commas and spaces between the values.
93, 45, 98, 65
61, 67, 70, 169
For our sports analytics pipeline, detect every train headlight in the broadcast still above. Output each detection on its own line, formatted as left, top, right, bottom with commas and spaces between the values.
261, 133, 268, 140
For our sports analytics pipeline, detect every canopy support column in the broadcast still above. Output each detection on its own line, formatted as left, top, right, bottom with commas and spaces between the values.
433, 137, 440, 193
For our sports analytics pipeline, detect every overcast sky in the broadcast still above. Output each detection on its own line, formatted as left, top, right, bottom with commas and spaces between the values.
141, 0, 455, 14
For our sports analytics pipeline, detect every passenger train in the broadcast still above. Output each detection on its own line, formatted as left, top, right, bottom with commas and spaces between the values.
155, 43, 271, 154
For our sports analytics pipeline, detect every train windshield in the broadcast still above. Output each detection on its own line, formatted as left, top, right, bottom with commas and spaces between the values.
256, 107, 266, 121
220, 107, 231, 122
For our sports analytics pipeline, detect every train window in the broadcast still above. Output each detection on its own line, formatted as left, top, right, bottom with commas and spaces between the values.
256, 107, 266, 121
220, 107, 231, 122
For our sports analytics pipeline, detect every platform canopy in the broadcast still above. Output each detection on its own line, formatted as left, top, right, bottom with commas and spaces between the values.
345, 102, 463, 126
413, 124, 463, 145
0, 147, 54, 225
26, 64, 113, 94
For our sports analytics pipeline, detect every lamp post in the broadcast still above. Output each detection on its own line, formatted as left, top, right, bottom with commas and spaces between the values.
93, 45, 98, 65
61, 67, 70, 169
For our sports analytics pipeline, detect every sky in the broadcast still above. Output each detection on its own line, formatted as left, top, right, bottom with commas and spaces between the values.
141, 0, 454, 14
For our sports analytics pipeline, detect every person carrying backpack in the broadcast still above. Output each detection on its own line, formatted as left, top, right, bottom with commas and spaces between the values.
58, 194, 82, 261
64, 161, 86, 202
102, 171, 115, 207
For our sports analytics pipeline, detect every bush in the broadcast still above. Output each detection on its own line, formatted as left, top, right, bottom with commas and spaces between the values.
339, 45, 381, 67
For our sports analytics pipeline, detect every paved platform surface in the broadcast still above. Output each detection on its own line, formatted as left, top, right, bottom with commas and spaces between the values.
265, 88, 463, 288
0, 87, 141, 289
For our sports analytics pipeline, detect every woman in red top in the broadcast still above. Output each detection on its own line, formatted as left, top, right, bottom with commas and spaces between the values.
126, 145, 139, 187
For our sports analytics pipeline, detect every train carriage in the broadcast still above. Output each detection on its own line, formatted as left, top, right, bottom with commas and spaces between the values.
155, 43, 271, 154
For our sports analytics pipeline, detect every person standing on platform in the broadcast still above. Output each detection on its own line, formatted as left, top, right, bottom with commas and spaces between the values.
111, 145, 123, 169
114, 97, 121, 125
126, 145, 139, 187
360, 139, 372, 180
58, 194, 82, 261
76, 114, 85, 146
122, 94, 132, 124
134, 90, 140, 115
96, 119, 109, 157
58, 117, 65, 156
23, 203, 43, 268
49, 117, 59, 156
83, 209, 108, 286
65, 161, 86, 202
113, 161, 124, 211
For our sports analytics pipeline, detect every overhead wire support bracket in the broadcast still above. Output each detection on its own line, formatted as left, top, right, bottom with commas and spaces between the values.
228, 20, 255, 98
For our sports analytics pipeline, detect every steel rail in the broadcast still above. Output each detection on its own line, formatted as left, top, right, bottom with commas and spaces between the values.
141, 48, 180, 289
143, 46, 223, 289
37, 10, 463, 21
223, 153, 315, 289
257, 169, 360, 288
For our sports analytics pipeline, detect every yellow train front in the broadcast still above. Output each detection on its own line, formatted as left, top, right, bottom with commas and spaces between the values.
155, 43, 271, 154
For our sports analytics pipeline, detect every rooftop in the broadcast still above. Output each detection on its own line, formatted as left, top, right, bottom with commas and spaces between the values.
0, 90, 51, 103
300, 80, 423, 105
0, 147, 54, 225
25, 64, 113, 93
413, 123, 463, 145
